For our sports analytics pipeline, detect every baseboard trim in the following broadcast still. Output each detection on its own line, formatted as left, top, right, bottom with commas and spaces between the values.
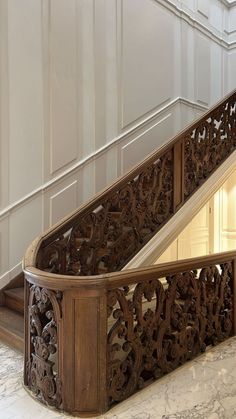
154, 0, 233, 50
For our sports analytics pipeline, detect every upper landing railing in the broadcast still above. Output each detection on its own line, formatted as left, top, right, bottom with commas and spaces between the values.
23, 89, 236, 417
28, 89, 236, 276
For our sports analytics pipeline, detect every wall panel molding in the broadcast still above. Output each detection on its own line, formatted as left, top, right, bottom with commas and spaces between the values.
220, 0, 236, 8
120, 0, 173, 129
49, 0, 78, 174
0, 97, 207, 222
49, 180, 78, 226
0, 0, 9, 210
154, 0, 236, 49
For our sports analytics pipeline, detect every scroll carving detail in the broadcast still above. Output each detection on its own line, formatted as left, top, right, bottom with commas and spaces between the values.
37, 93, 236, 278
184, 99, 236, 198
107, 263, 233, 405
38, 151, 173, 275
27, 286, 62, 408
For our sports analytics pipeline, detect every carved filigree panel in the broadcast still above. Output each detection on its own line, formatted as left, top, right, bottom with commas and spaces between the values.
107, 263, 233, 405
26, 286, 62, 408
37, 150, 173, 275
184, 99, 236, 198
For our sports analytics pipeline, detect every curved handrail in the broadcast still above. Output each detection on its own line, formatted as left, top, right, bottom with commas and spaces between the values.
24, 249, 236, 289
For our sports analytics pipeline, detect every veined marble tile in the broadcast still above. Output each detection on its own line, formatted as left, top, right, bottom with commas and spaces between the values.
1, 339, 236, 419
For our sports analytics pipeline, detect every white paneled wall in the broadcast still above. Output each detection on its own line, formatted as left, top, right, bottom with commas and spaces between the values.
156, 203, 211, 264
0, 0, 236, 288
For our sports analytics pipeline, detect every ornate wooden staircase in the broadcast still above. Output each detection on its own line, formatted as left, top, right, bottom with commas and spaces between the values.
1, 89, 236, 416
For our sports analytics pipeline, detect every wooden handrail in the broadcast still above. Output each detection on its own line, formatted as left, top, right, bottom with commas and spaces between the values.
24, 249, 236, 289
23, 89, 236, 416
24, 88, 236, 276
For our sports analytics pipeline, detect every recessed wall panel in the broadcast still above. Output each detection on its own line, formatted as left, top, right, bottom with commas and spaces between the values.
8, 0, 43, 202
82, 162, 95, 202
9, 196, 43, 268
121, 112, 173, 173
210, 1, 223, 31
50, 180, 78, 226
121, 0, 173, 128
195, 34, 210, 106
106, 146, 118, 185
0, 217, 9, 278
228, 52, 236, 92
197, 0, 209, 18
211, 44, 222, 104
181, 22, 195, 100
50, 0, 77, 173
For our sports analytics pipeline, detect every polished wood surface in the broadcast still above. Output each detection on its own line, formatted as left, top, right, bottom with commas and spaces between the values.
4, 288, 24, 314
24, 88, 236, 274
23, 89, 236, 416
0, 272, 24, 306
0, 306, 24, 352
0, 283, 24, 351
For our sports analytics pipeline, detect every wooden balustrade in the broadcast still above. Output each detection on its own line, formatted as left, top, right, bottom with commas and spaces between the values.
23, 89, 236, 416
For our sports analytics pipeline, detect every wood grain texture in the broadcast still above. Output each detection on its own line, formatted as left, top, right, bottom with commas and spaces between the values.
0, 306, 24, 352
0, 273, 24, 306
4, 287, 24, 314
107, 262, 233, 405
33, 90, 236, 277
22, 89, 236, 416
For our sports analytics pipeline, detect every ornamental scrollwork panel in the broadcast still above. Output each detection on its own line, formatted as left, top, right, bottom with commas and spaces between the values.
36, 94, 236, 277
107, 262, 233, 406
26, 286, 62, 408
37, 150, 173, 276
184, 99, 236, 198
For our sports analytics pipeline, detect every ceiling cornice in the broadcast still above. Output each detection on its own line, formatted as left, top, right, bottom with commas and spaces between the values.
220, 0, 236, 8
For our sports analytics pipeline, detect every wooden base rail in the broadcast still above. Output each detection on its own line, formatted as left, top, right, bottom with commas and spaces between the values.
24, 251, 236, 416
23, 89, 236, 416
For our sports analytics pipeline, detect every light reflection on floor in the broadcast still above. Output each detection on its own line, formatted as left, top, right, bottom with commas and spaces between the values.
1, 338, 236, 418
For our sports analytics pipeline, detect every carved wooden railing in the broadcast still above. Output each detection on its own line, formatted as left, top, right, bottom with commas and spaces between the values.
23, 89, 236, 416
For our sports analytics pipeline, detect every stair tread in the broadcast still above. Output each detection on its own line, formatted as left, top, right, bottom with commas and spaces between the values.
4, 287, 24, 301
0, 306, 24, 339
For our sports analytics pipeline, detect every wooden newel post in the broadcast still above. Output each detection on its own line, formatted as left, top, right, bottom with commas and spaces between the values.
62, 285, 108, 416
232, 259, 236, 336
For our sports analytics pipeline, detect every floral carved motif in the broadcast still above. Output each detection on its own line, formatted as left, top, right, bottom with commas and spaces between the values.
107, 263, 233, 405
37, 151, 173, 275
27, 286, 62, 408
184, 98, 236, 198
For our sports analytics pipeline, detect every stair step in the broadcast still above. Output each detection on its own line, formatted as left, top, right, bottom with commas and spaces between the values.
0, 306, 24, 352
4, 287, 24, 314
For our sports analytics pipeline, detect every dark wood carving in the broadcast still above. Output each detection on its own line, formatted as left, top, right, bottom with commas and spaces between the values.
107, 262, 233, 405
38, 151, 173, 275
36, 91, 236, 278
26, 286, 62, 408
23, 89, 236, 416
184, 98, 236, 198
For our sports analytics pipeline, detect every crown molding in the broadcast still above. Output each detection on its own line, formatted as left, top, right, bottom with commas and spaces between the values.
154, 0, 236, 49
220, 0, 236, 7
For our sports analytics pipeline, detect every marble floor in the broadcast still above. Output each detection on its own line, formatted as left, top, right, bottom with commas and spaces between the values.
1, 339, 236, 419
